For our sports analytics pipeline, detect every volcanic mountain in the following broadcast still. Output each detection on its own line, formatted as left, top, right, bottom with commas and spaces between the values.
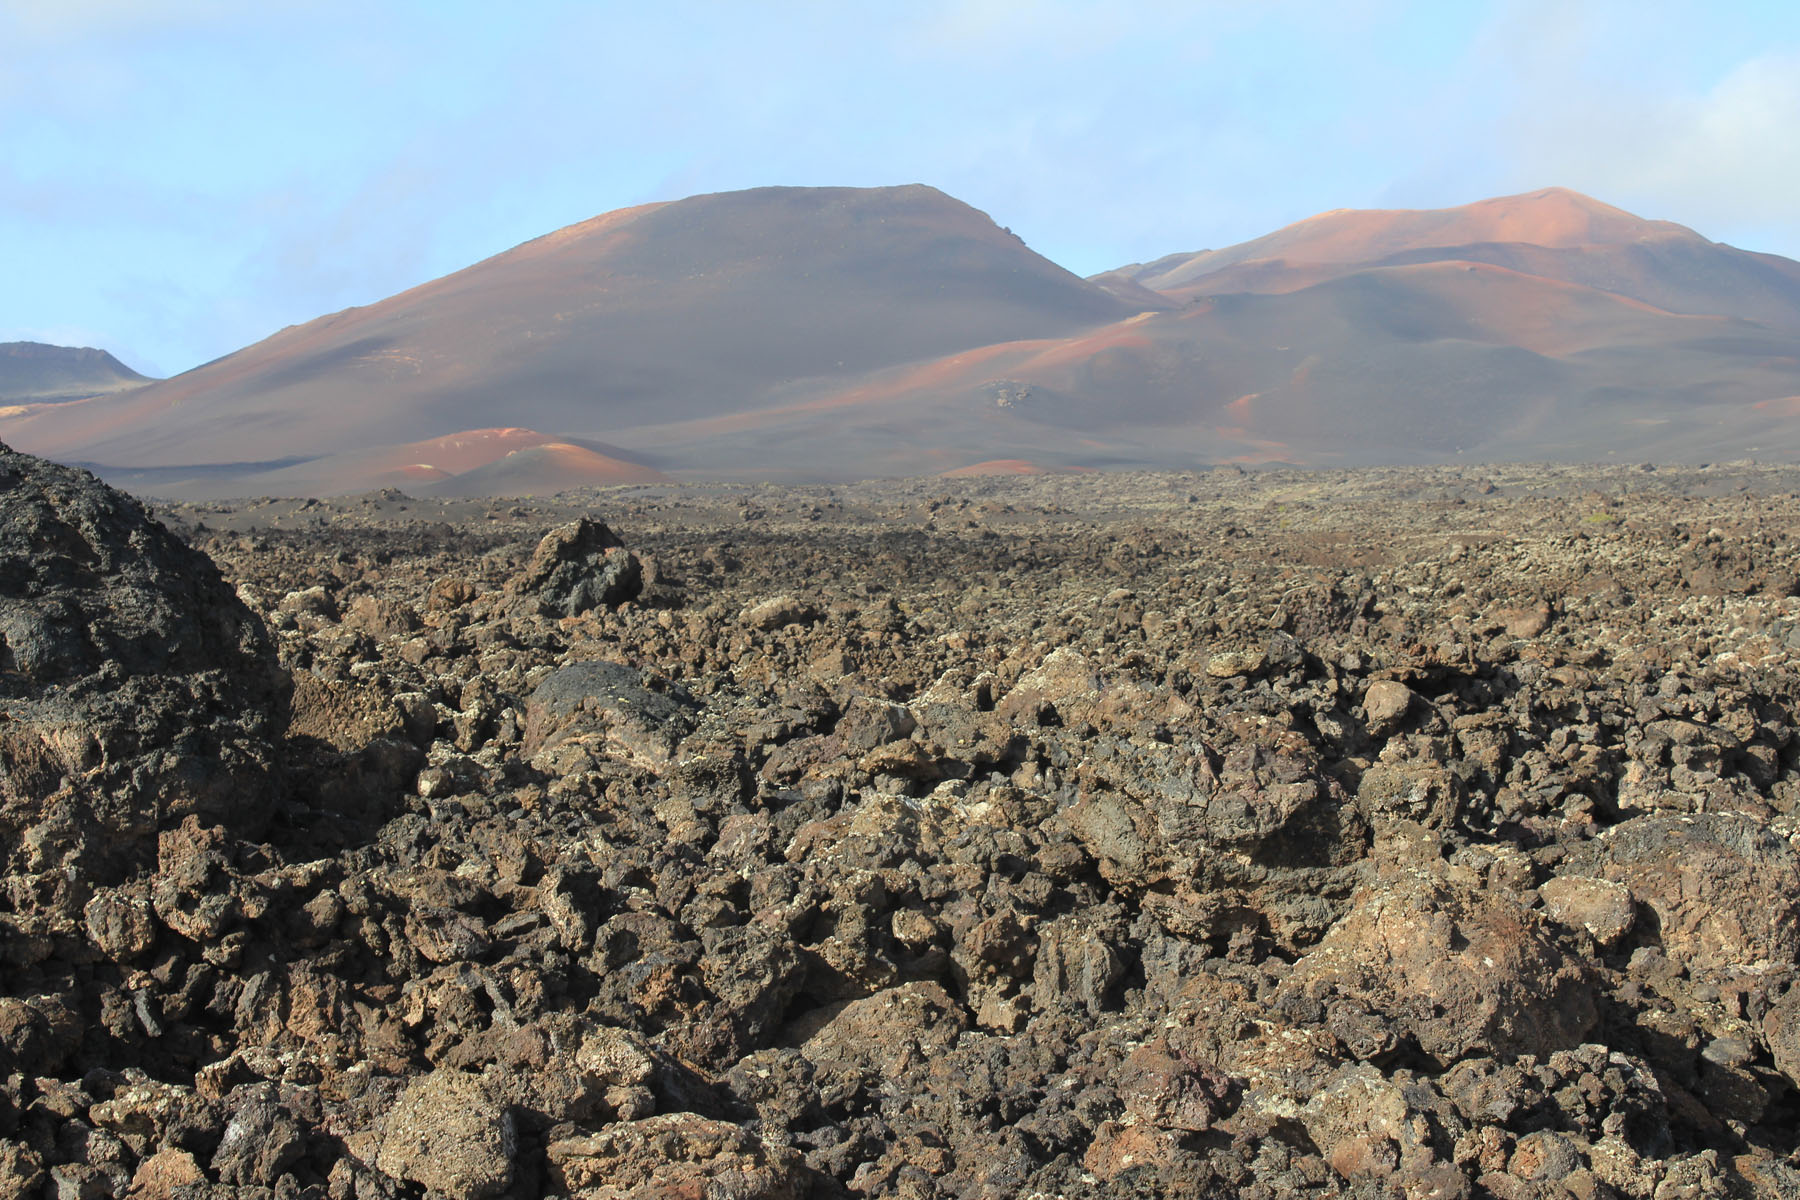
1098, 188, 1800, 331
6, 185, 1800, 493
0, 342, 151, 405
0, 185, 1133, 490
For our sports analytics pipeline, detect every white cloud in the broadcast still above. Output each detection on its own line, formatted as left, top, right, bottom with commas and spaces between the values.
1466, 1, 1800, 254
1634, 52, 1800, 226
1508, 47, 1800, 249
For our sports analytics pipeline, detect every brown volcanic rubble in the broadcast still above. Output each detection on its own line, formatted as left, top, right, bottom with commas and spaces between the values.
7, 447, 1800, 1196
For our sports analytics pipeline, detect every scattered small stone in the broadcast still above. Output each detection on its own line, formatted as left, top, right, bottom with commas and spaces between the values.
1362, 678, 1415, 729
742, 593, 821, 630
1538, 875, 1636, 945
1205, 647, 1266, 677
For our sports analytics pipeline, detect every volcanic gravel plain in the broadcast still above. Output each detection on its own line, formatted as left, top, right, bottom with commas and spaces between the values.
8, 441, 1800, 1198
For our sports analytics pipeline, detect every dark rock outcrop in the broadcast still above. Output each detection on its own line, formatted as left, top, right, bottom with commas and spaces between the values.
0, 441, 284, 926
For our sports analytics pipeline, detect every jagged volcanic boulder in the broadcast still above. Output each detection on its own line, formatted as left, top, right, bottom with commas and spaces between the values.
1569, 812, 1800, 974
0, 441, 284, 939
1275, 873, 1599, 1062
514, 517, 642, 616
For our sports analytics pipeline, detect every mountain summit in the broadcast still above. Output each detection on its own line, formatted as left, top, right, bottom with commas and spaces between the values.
1131, 188, 1692, 287
1104, 188, 1800, 330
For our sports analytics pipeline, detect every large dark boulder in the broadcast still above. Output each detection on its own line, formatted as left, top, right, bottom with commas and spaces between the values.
514, 517, 642, 617
0, 442, 285, 930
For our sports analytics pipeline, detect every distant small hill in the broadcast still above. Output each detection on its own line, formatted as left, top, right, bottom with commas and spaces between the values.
0, 342, 151, 404
235, 427, 669, 497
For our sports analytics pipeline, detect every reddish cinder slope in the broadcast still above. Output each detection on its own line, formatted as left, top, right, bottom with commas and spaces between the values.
427, 441, 669, 496
236, 427, 668, 496
1114, 188, 1800, 331
3, 185, 1132, 470
939, 459, 1076, 477
1133, 188, 1690, 286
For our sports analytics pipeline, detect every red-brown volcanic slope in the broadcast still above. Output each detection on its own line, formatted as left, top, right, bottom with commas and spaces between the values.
1131, 188, 1691, 284
1114, 188, 1800, 331
1, 185, 1131, 472
939, 459, 1078, 477
427, 441, 669, 496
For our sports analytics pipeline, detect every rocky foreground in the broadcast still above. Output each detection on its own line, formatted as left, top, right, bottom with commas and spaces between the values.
6, 441, 1800, 1198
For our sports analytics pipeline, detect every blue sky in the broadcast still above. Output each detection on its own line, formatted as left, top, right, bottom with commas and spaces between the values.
5, 0, 1799, 377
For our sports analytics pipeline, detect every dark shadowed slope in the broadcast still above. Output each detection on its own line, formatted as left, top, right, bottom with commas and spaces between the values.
663, 257, 1800, 474
0, 342, 151, 404
1, 186, 1135, 471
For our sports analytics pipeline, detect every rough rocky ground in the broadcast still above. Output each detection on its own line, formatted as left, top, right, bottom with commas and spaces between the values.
7, 440, 1800, 1198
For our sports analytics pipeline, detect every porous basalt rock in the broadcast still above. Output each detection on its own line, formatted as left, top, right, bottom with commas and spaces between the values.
546, 1113, 806, 1200
1276, 874, 1599, 1063
1571, 811, 1800, 973
375, 1069, 516, 1199
522, 659, 699, 772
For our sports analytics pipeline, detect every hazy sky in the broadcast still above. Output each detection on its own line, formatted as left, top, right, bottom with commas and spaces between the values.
5, 0, 1799, 377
